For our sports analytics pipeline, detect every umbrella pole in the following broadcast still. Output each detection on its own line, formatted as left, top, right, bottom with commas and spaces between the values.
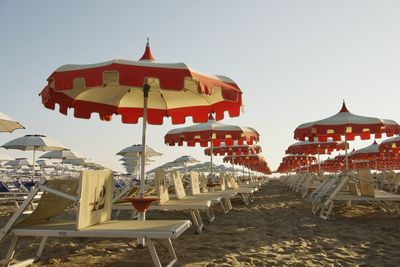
139, 83, 150, 199
210, 136, 213, 183
344, 135, 349, 171
317, 145, 321, 174
32, 147, 36, 181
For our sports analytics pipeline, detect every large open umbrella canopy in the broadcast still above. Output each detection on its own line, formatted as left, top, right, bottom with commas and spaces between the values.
285, 140, 347, 173
39, 40, 243, 207
0, 112, 25, 133
165, 115, 259, 180
293, 101, 400, 169
117, 144, 162, 157
380, 136, 400, 156
5, 158, 31, 168
40, 149, 84, 160
204, 141, 262, 156
172, 155, 200, 165
2, 134, 65, 179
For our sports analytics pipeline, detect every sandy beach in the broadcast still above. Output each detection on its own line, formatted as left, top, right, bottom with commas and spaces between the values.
1, 180, 400, 266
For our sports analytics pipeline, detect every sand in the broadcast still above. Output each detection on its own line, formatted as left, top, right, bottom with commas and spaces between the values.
1, 180, 400, 266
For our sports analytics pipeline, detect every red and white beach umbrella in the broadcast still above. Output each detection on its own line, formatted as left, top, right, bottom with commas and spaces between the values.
294, 101, 400, 169
350, 141, 380, 161
380, 136, 400, 156
285, 140, 347, 155
39, 40, 243, 205
285, 140, 347, 173
164, 115, 259, 147
165, 115, 259, 179
204, 141, 262, 156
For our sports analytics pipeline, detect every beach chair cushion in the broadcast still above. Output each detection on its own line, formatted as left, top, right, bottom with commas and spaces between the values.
16, 178, 79, 227
77, 170, 113, 229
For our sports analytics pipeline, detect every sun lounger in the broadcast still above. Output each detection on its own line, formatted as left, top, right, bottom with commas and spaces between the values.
1, 170, 191, 267
218, 173, 256, 205
113, 170, 212, 234
318, 169, 400, 220
188, 171, 235, 213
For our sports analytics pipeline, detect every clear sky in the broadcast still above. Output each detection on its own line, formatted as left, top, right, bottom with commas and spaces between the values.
1, 0, 400, 173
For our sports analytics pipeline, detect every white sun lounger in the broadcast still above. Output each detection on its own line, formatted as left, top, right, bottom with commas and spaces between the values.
1, 170, 191, 267
318, 169, 400, 220
113, 170, 212, 234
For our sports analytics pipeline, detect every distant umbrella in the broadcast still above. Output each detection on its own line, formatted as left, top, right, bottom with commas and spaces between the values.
2, 134, 65, 179
0, 112, 25, 133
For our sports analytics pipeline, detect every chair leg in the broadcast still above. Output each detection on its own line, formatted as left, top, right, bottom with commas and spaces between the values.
146, 239, 162, 267
157, 238, 178, 267
205, 207, 215, 223
35, 236, 48, 259
219, 200, 228, 213
5, 235, 19, 266
224, 197, 233, 211
241, 194, 249, 205
189, 210, 203, 234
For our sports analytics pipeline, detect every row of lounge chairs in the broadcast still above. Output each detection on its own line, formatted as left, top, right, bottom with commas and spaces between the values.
280, 169, 400, 220
0, 169, 268, 266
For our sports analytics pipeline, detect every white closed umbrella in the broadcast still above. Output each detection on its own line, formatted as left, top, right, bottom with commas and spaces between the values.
2, 134, 65, 179
0, 112, 25, 133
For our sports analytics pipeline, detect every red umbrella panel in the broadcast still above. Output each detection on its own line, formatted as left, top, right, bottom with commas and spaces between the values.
39, 40, 243, 221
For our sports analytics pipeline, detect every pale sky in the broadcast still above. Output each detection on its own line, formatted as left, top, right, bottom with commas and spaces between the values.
1, 0, 400, 173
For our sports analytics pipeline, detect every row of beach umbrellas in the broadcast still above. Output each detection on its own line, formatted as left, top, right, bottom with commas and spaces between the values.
277, 101, 400, 173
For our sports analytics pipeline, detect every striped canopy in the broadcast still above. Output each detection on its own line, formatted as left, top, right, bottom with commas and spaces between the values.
294, 102, 400, 141
39, 41, 243, 125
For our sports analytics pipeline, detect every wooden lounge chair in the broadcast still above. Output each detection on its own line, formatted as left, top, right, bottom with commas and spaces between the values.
1, 170, 191, 267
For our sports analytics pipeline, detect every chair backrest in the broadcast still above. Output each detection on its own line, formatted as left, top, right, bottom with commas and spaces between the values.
0, 181, 11, 192
155, 170, 169, 204
227, 174, 239, 189
348, 180, 360, 196
172, 171, 186, 199
199, 173, 208, 193
358, 168, 375, 197
190, 171, 201, 195
219, 173, 226, 190
76, 170, 113, 229
16, 177, 80, 227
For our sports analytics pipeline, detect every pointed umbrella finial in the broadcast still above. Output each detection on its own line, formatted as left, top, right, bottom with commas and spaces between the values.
139, 38, 156, 62
339, 100, 349, 113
